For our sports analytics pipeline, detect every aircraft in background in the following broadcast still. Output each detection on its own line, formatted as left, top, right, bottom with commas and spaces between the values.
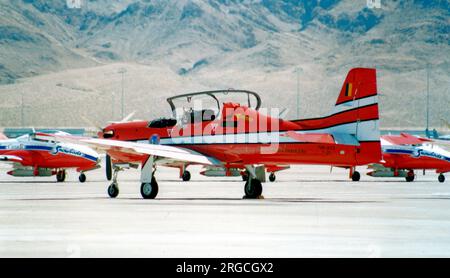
367, 133, 450, 182
0, 132, 100, 182
38, 68, 382, 199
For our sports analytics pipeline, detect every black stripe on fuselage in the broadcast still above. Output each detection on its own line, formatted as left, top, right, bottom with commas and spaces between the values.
290, 102, 378, 123
335, 93, 378, 106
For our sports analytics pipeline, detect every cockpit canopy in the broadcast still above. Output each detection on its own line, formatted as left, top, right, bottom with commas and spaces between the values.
166, 90, 261, 125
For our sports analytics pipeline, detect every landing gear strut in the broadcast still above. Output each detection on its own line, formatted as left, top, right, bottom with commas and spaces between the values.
56, 170, 66, 182
438, 174, 445, 183
140, 155, 158, 199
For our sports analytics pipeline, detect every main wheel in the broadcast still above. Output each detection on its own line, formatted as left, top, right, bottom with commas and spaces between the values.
244, 178, 263, 199
182, 171, 191, 182
78, 173, 86, 183
351, 171, 360, 182
269, 173, 276, 182
405, 170, 415, 182
438, 174, 445, 183
56, 170, 66, 182
141, 177, 159, 199
107, 183, 119, 198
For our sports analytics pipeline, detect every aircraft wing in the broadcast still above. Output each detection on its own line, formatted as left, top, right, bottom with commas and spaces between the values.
0, 155, 23, 163
382, 133, 432, 145
35, 133, 221, 166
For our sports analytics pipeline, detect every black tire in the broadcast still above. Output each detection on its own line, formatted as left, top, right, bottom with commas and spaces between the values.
78, 173, 86, 183
269, 173, 276, 182
351, 171, 360, 182
107, 183, 119, 198
141, 177, 159, 199
438, 174, 445, 183
405, 171, 415, 182
182, 171, 191, 182
56, 170, 66, 182
244, 178, 263, 199
106, 155, 112, 181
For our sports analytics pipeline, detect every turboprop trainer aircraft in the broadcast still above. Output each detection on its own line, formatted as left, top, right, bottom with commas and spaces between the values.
367, 133, 450, 182
0, 131, 100, 182
37, 68, 382, 199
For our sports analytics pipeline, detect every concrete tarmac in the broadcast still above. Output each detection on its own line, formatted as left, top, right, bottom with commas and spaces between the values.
0, 165, 449, 257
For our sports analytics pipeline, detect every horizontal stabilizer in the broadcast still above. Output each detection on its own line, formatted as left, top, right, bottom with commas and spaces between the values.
383, 133, 432, 145
0, 155, 23, 163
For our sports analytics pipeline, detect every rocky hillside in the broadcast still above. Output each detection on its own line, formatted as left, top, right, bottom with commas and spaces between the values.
0, 0, 448, 128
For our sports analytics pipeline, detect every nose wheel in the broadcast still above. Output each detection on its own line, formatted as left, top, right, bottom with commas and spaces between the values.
438, 174, 445, 183
107, 167, 122, 198
107, 182, 119, 198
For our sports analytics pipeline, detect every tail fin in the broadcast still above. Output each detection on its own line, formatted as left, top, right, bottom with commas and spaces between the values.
330, 68, 381, 164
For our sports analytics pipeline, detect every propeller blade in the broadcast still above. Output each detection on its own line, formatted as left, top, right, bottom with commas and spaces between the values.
81, 115, 103, 132
106, 154, 112, 181
120, 111, 136, 123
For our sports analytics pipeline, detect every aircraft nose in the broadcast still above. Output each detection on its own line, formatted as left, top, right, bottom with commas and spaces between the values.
99, 129, 115, 139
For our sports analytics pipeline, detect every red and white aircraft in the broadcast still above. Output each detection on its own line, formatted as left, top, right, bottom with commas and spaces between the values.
0, 132, 100, 182
38, 68, 382, 199
367, 133, 450, 182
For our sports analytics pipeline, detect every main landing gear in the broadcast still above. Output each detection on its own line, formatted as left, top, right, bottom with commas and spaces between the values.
107, 156, 160, 199
140, 176, 159, 199
244, 178, 263, 198
438, 174, 445, 183
182, 170, 191, 182
56, 170, 66, 182
405, 170, 415, 182
350, 167, 360, 181
243, 165, 264, 199
269, 172, 276, 182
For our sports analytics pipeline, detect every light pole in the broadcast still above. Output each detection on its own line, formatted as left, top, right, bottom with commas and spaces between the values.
21, 91, 24, 127
112, 91, 115, 119
118, 68, 127, 120
426, 63, 430, 134
295, 67, 302, 119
